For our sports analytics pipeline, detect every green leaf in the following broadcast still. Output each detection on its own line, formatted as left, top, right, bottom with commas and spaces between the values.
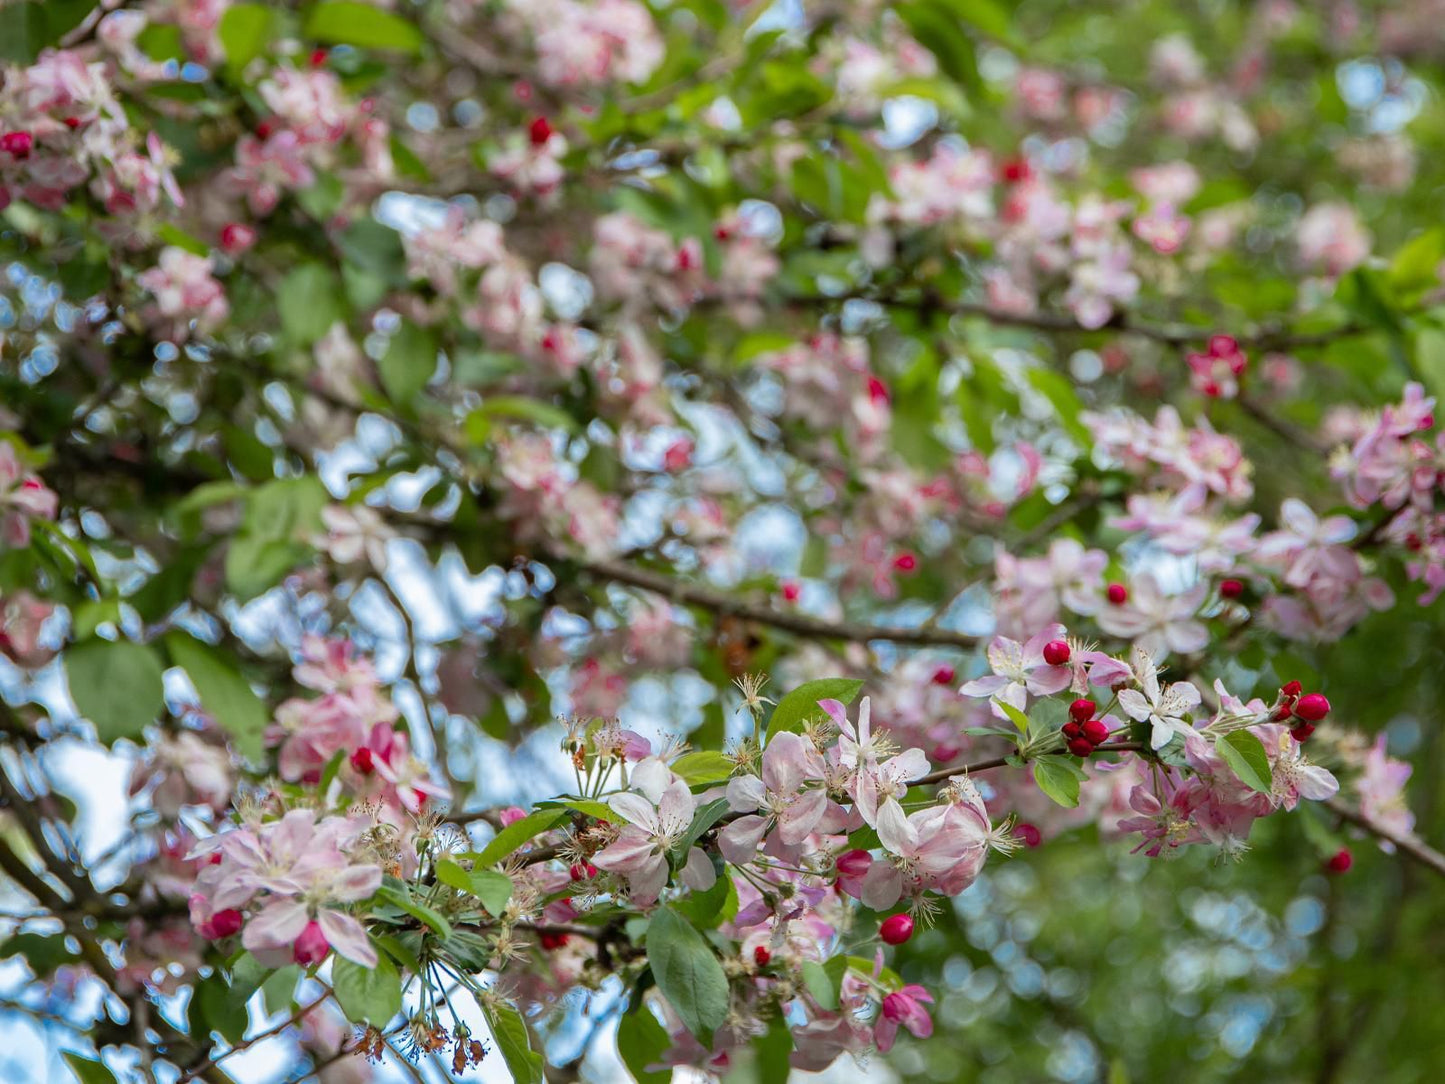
375, 883, 453, 939
671, 750, 736, 784
1217, 730, 1273, 794
435, 860, 513, 915
1032, 756, 1082, 808
768, 678, 863, 736
672, 867, 737, 929
1029, 697, 1070, 736
897, 1, 980, 91
0, 1, 93, 64
671, 798, 731, 863
195, 972, 250, 1043
469, 395, 579, 434
277, 264, 344, 345
261, 965, 300, 1017
224, 536, 310, 601
996, 698, 1031, 735
66, 639, 165, 745
379, 319, 437, 408
485, 1003, 545, 1084
801, 959, 840, 1011
465, 810, 565, 868
1027, 368, 1089, 443
219, 4, 274, 77
0, 932, 80, 975
305, 1, 424, 54
616, 1004, 672, 1084
164, 633, 267, 761
62, 1053, 118, 1084
333, 953, 402, 1026
647, 907, 730, 1043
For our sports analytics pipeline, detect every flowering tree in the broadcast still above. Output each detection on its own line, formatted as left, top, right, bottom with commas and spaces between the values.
2, 0, 1444, 1081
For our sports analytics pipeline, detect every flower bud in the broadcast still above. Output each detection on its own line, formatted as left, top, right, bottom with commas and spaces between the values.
1067, 737, 1095, 757
529, 116, 553, 145
1220, 578, 1244, 599
879, 913, 914, 945
293, 920, 330, 966
1106, 583, 1128, 604
1015, 823, 1042, 847
1294, 693, 1330, 722
753, 945, 771, 966
1325, 848, 1353, 874
836, 849, 872, 878
1290, 723, 1315, 743
1081, 719, 1110, 745
350, 747, 374, 774
1, 131, 33, 159
1042, 640, 1071, 665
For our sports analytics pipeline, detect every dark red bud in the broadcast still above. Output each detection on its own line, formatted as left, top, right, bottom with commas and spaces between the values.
879, 913, 914, 945
1062, 721, 1083, 741
1042, 640, 1071, 666
1106, 583, 1128, 605
1081, 719, 1110, 745
1326, 848, 1353, 873
1290, 723, 1315, 743
349, 747, 374, 774
1281, 680, 1303, 698
1220, 578, 1244, 599
1067, 737, 1095, 757
1015, 822, 1042, 847
1294, 693, 1330, 722
753, 945, 771, 966
528, 116, 553, 145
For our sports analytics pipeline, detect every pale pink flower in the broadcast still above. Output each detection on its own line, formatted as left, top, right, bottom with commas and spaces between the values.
721, 732, 828, 859
1096, 573, 1208, 656
593, 759, 696, 904
1116, 648, 1202, 750
959, 625, 1073, 718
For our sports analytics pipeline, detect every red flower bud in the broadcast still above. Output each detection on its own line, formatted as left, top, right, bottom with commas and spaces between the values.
293, 920, 330, 966
209, 909, 243, 938
879, 913, 914, 945
1281, 680, 1303, 698
1220, 578, 1244, 599
1062, 721, 1083, 741
1290, 723, 1315, 743
893, 552, 918, 573
1081, 719, 1110, 745
1106, 583, 1128, 605
309, 48, 329, 66
220, 223, 256, 253
1067, 737, 1095, 757
1069, 698, 1095, 723
539, 932, 570, 950
1, 131, 33, 159
1208, 334, 1239, 357
528, 116, 554, 145
1042, 640, 1071, 665
350, 747, 374, 774
1294, 693, 1330, 722
931, 664, 956, 685
753, 945, 771, 966
1326, 848, 1353, 874
781, 580, 801, 603
1015, 822, 1042, 847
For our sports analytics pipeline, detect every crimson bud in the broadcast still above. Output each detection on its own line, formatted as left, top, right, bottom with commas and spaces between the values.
879, 913, 914, 945
1081, 719, 1110, 745
1294, 693, 1330, 721
1325, 848, 1353, 874
1220, 578, 1244, 599
1106, 582, 1128, 604
1067, 737, 1095, 757
1069, 698, 1095, 723
753, 945, 771, 966
529, 116, 553, 145
1042, 640, 1071, 666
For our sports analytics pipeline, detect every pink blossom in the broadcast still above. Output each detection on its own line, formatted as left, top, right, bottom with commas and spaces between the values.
1116, 648, 1202, 750
875, 985, 934, 1053
1096, 573, 1209, 656
721, 732, 828, 859
959, 625, 1073, 718
593, 759, 696, 904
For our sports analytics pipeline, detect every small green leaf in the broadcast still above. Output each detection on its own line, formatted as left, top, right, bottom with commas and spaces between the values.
305, 1, 424, 54
996, 698, 1031, 735
647, 907, 730, 1043
768, 678, 863, 736
801, 959, 840, 1011
333, 953, 402, 1026
435, 860, 513, 915
277, 264, 344, 345
66, 639, 165, 745
165, 633, 267, 761
1032, 756, 1082, 808
485, 1003, 545, 1084
465, 810, 565, 868
378, 319, 437, 408
62, 1053, 118, 1084
375, 883, 453, 939
1217, 730, 1273, 794
671, 750, 735, 784
219, 3, 274, 77
616, 1004, 672, 1084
